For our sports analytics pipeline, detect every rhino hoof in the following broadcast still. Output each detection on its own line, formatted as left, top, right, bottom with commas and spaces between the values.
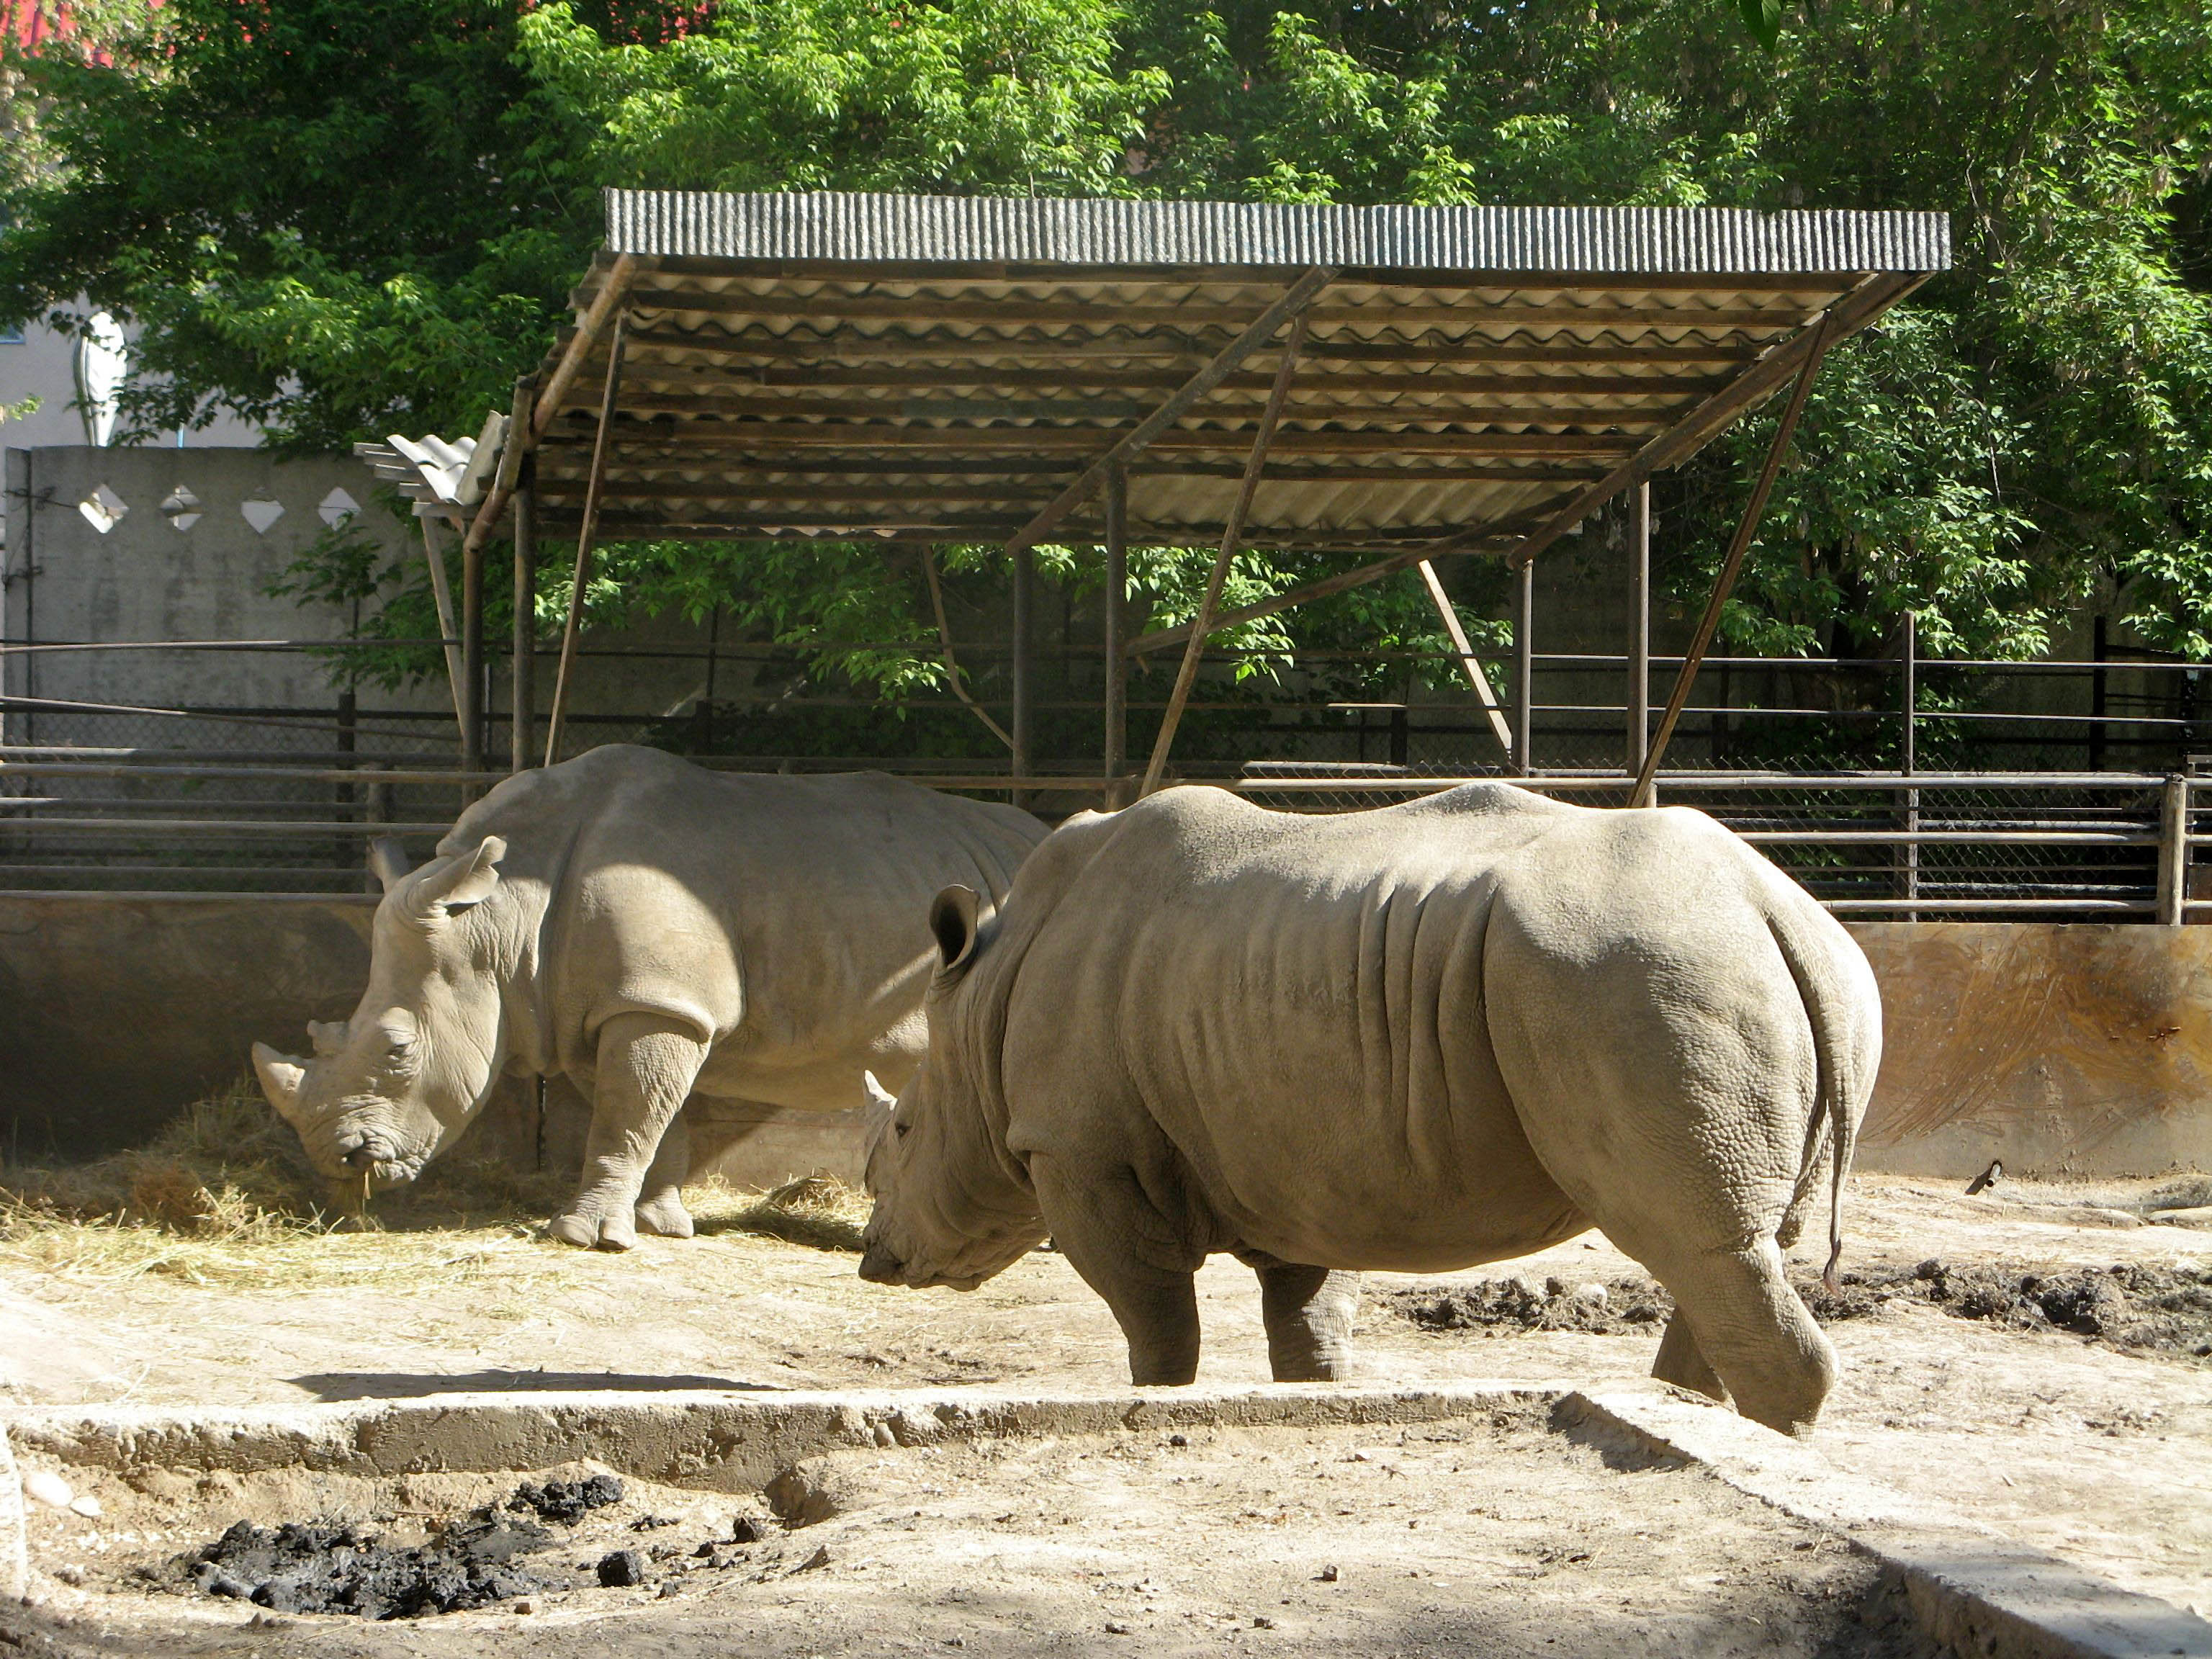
634, 1195, 695, 1239
548, 1208, 637, 1251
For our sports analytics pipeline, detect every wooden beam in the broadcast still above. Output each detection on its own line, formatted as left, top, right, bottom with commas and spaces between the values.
541, 316, 627, 767
416, 514, 468, 739
624, 287, 1816, 334
1630, 313, 1837, 806
1000, 266, 1336, 559
457, 253, 638, 559
535, 454, 1604, 486
588, 390, 1682, 429
1418, 559, 1514, 763
1141, 312, 1311, 798
460, 502, 484, 783
613, 325, 1764, 367
541, 427, 1635, 459
611, 354, 1732, 400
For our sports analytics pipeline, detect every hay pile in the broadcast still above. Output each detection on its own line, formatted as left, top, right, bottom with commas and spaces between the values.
0, 1086, 871, 1290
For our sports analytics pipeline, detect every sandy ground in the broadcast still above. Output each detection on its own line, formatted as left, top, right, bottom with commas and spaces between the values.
4, 1174, 2210, 1620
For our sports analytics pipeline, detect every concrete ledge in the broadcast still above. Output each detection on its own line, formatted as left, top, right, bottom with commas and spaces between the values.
1560, 1388, 2212, 1659
4, 1381, 1558, 1494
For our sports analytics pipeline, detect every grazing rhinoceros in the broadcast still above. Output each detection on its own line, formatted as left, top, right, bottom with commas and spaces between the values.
858, 783, 1881, 1436
251, 745, 1045, 1249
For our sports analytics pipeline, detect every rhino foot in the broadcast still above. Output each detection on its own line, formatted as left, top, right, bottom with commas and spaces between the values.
634, 1190, 695, 1238
548, 1198, 638, 1251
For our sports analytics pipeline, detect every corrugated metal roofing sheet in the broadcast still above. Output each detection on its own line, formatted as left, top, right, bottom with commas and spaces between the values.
605, 191, 1951, 275
516, 192, 1947, 547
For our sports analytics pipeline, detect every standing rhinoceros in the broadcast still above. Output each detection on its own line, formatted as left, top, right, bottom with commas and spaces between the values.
252, 745, 1045, 1249
859, 783, 1881, 1437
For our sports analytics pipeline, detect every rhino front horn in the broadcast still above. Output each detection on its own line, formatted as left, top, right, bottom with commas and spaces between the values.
251, 1042, 308, 1125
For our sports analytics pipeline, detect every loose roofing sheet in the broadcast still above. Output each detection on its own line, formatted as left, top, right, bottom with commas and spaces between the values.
526, 191, 1951, 552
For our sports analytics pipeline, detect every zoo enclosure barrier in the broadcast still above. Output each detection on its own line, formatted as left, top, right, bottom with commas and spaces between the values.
0, 637, 2203, 921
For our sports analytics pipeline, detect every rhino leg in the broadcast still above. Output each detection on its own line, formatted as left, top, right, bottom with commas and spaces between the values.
1642, 1241, 1834, 1437
549, 1013, 708, 1251
632, 1111, 694, 1239
1651, 1308, 1727, 1403
1247, 1259, 1362, 1382
1033, 1155, 1202, 1386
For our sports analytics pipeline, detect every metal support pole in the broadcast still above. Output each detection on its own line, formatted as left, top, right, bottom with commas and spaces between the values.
1102, 462, 1128, 807
460, 508, 484, 784
1629, 482, 1650, 776
2090, 615, 2108, 772
511, 467, 536, 773
543, 314, 626, 768
1142, 311, 1310, 797
1632, 313, 1835, 806
1010, 544, 1033, 807
1512, 556, 1534, 776
1902, 609, 1919, 918
2158, 773, 2188, 926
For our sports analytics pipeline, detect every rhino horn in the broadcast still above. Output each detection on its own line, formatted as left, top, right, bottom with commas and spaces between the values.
410, 835, 507, 915
251, 1042, 309, 1125
367, 837, 414, 891
306, 1018, 349, 1057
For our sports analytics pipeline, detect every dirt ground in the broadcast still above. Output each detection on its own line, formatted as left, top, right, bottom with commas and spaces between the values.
4, 1171, 2211, 1625
7, 1416, 1932, 1658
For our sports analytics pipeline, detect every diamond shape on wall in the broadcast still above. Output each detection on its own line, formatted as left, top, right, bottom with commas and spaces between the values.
240, 495, 285, 534
160, 485, 202, 531
78, 484, 128, 534
318, 487, 360, 528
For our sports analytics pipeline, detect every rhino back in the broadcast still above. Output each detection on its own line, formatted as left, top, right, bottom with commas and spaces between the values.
1000, 785, 1591, 1271
446, 748, 1043, 1101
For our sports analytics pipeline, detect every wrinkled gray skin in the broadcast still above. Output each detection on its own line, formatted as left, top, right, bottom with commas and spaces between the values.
860, 783, 1881, 1437
252, 745, 1043, 1249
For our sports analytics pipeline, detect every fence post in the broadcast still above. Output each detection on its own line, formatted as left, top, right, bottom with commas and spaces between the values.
2157, 773, 2188, 926
1512, 557, 1534, 776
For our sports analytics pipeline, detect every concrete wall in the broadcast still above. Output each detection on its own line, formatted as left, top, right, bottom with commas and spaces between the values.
1847, 922, 2212, 1177
2, 898, 2206, 1181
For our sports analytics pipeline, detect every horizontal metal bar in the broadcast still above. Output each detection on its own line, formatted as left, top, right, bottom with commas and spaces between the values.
0, 819, 454, 836
1820, 897, 2157, 914
0, 890, 381, 903
1734, 830, 2158, 846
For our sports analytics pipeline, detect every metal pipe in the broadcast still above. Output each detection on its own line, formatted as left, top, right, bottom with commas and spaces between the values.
1102, 463, 1128, 806
543, 315, 628, 767
1010, 544, 1033, 808
512, 468, 536, 772
1629, 482, 1650, 778
416, 514, 469, 738
1512, 557, 1534, 775
460, 512, 485, 785
2159, 775, 2190, 925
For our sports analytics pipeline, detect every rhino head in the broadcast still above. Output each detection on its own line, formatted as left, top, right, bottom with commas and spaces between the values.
251, 834, 512, 1194
858, 885, 1047, 1292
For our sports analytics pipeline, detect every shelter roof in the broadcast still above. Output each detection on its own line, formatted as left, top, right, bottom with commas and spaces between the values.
516, 190, 1948, 554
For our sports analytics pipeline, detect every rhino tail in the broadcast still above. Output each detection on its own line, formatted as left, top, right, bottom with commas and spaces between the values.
1761, 890, 1879, 1294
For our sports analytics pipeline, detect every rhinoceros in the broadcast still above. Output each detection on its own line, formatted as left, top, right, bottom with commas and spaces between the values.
251, 745, 1045, 1249
858, 783, 1881, 1436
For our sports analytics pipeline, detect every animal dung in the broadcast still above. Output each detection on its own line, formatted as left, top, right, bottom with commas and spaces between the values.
508, 1473, 624, 1525
595, 1550, 648, 1588
184, 1513, 554, 1619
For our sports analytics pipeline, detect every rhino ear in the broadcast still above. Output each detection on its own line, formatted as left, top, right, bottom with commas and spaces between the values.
252, 1041, 308, 1126
367, 837, 414, 891
306, 1019, 349, 1057
927, 885, 983, 974
410, 835, 507, 916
